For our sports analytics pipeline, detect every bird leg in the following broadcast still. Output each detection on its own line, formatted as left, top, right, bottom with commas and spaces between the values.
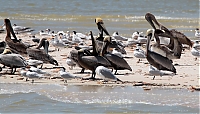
114, 70, 118, 75
31, 79, 34, 83
80, 68, 85, 73
152, 76, 155, 80
11, 68, 16, 74
64, 80, 67, 83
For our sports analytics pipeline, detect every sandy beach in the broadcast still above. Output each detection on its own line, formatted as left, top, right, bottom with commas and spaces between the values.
0, 32, 199, 91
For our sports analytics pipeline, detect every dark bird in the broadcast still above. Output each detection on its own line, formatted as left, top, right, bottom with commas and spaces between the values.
145, 29, 176, 73
26, 38, 58, 67
100, 36, 132, 74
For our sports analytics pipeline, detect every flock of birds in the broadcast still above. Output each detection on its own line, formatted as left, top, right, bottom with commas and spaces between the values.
0, 12, 199, 83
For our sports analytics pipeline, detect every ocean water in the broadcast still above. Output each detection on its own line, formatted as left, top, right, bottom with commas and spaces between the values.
0, 0, 199, 37
0, 0, 199, 113
0, 83, 199, 113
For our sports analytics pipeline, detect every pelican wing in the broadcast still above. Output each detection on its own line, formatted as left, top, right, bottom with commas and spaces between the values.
149, 52, 176, 73
27, 49, 58, 66
0, 54, 27, 67
105, 54, 132, 71
170, 29, 193, 47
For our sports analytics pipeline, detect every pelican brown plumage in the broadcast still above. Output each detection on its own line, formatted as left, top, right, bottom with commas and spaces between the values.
26, 38, 58, 67
0, 48, 28, 74
146, 29, 176, 73
145, 12, 193, 48
77, 49, 112, 79
4, 19, 28, 54
100, 36, 132, 74
94, 18, 126, 54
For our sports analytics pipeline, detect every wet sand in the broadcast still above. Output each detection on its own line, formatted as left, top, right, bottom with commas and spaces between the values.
0, 33, 199, 91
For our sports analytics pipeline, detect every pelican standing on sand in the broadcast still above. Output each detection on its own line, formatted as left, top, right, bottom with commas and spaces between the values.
77, 49, 111, 79
26, 38, 58, 67
146, 29, 176, 73
101, 36, 132, 74
0, 48, 28, 74
4, 19, 28, 54
95, 66, 123, 83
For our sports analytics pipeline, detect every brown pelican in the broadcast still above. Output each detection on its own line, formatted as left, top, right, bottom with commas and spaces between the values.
0, 48, 28, 74
146, 29, 176, 73
94, 18, 126, 54
69, 49, 86, 73
26, 38, 58, 67
145, 13, 193, 48
101, 36, 132, 74
77, 49, 111, 79
4, 19, 28, 54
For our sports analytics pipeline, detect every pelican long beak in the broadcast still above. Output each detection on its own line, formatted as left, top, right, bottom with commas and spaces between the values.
145, 13, 158, 30
5, 19, 18, 40
98, 22, 109, 36
95, 18, 110, 36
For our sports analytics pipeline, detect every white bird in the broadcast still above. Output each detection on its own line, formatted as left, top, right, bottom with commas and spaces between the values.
72, 31, 83, 43
30, 66, 47, 74
73, 31, 87, 39
195, 28, 200, 38
59, 67, 81, 83
20, 68, 43, 83
191, 46, 200, 60
133, 44, 146, 63
26, 59, 43, 68
66, 57, 76, 70
149, 65, 174, 80
95, 66, 122, 82
112, 31, 128, 41
132, 31, 140, 39
39, 29, 51, 36
51, 36, 69, 51
192, 40, 200, 49
12, 24, 31, 32
112, 48, 124, 58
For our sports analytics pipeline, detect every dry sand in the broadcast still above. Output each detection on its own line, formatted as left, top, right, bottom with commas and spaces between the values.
0, 33, 199, 91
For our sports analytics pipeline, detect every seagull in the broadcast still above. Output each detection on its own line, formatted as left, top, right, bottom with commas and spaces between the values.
95, 66, 123, 83
72, 31, 83, 43
29, 66, 48, 74
191, 46, 200, 60
50, 36, 69, 51
149, 65, 174, 80
195, 28, 200, 38
66, 56, 76, 70
20, 68, 43, 83
26, 59, 43, 68
192, 40, 200, 49
133, 44, 146, 63
112, 31, 128, 41
59, 67, 81, 83
111, 48, 124, 58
